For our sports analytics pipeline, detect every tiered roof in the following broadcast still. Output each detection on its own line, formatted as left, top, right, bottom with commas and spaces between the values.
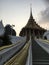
25, 8, 45, 30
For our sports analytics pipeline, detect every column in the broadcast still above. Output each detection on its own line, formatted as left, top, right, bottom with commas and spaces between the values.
38, 31, 40, 38
33, 30, 35, 38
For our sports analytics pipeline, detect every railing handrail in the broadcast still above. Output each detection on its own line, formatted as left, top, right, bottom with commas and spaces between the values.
25, 38, 32, 65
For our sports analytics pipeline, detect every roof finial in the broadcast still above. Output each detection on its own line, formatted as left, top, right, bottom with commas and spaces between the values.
30, 4, 32, 12
30, 3, 32, 17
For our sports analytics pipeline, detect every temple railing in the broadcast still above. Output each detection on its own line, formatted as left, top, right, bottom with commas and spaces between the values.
0, 37, 26, 65
25, 37, 32, 65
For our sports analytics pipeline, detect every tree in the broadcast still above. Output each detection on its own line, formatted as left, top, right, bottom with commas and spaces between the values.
2, 24, 16, 45
44, 36, 47, 40
5, 24, 16, 36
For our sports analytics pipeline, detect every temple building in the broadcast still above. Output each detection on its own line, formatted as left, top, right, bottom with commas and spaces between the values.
19, 8, 46, 40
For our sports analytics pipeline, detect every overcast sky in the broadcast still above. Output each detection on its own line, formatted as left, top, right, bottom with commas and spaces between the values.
0, 0, 49, 36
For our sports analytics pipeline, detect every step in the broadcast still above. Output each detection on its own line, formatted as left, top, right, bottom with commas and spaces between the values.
33, 60, 49, 65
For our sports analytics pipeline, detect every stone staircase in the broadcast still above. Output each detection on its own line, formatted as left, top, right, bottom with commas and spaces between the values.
32, 40, 49, 65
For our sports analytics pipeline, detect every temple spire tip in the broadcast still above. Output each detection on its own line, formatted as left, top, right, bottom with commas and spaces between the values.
30, 3, 33, 18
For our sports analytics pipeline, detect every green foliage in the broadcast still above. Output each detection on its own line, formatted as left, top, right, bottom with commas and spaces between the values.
3, 35, 12, 46
5, 24, 16, 36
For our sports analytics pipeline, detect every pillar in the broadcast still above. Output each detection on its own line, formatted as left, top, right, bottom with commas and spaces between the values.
33, 30, 35, 38
38, 31, 40, 38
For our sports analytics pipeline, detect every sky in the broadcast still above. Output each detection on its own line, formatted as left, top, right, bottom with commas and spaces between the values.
38, 0, 49, 30
0, 0, 49, 36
